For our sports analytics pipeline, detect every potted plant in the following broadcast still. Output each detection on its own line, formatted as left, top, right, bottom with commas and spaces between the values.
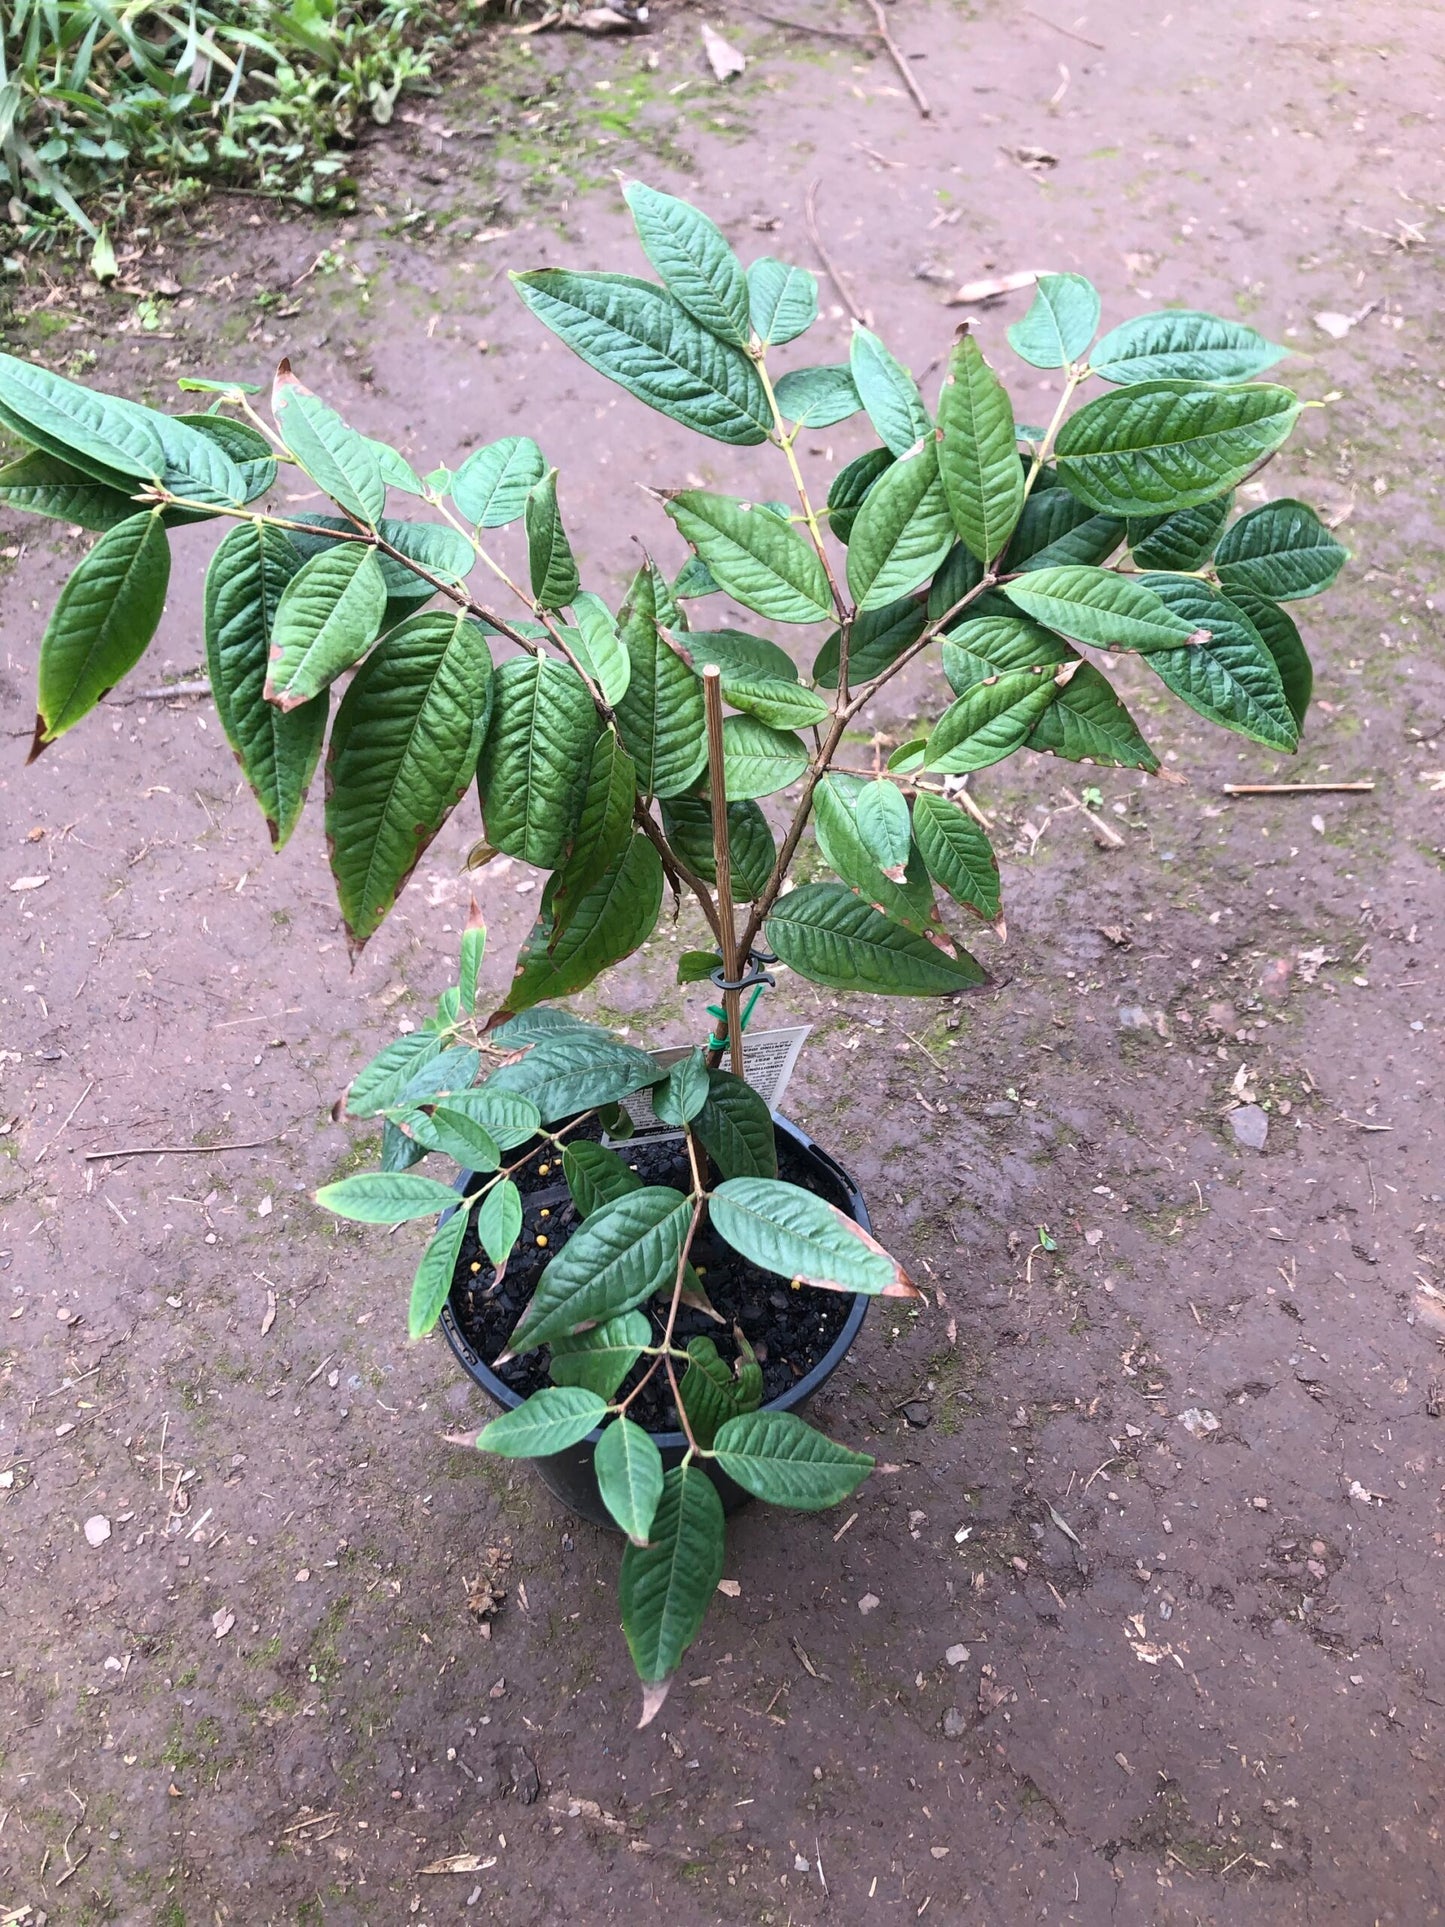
2, 184, 1345, 1722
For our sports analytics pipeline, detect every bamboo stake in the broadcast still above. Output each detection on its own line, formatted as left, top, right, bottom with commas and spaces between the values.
701, 667, 745, 1083
1220, 781, 1375, 796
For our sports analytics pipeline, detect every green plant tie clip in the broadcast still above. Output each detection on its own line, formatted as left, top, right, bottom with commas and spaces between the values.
705, 952, 778, 1053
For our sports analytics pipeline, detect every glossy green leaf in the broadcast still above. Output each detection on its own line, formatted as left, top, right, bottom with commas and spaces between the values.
572, 591, 632, 704
477, 655, 600, 867
854, 779, 913, 873
653, 1048, 710, 1128
943, 615, 1158, 772
747, 257, 818, 346
722, 676, 830, 732
813, 775, 938, 934
272, 364, 386, 527
1126, 492, 1233, 571
619, 1462, 725, 1687
563, 1141, 644, 1218
364, 436, 423, 497
505, 834, 664, 1012
721, 715, 809, 800
0, 448, 142, 531
679, 627, 800, 684
263, 542, 386, 709
910, 791, 1001, 921
315, 1171, 462, 1223
766, 881, 988, 996
826, 444, 893, 545
347, 1032, 445, 1118
511, 269, 769, 445
178, 412, 277, 504
476, 1386, 607, 1456
451, 435, 547, 528
665, 490, 833, 624
694, 1070, 777, 1180
485, 1032, 663, 1122
1140, 573, 1297, 750
1226, 589, 1311, 730
459, 908, 486, 1015
416, 1106, 501, 1171
1054, 381, 1302, 515
659, 796, 776, 901
0, 351, 168, 482
1006, 274, 1100, 369
525, 467, 580, 608
938, 335, 1024, 564
33, 509, 170, 753
407, 1207, 469, 1340
923, 666, 1066, 773
596, 1417, 666, 1542
678, 948, 724, 984
850, 325, 930, 457
1214, 498, 1348, 601
382, 1119, 427, 1171
204, 521, 324, 850
615, 565, 709, 798
284, 515, 472, 622
326, 609, 494, 947
679, 1336, 748, 1449
439, 1089, 542, 1151
710, 1176, 906, 1293
1003, 565, 1198, 652
773, 364, 863, 428
474, 1178, 524, 1267
549, 1309, 651, 1398
1003, 488, 1126, 573
1090, 310, 1287, 384
846, 438, 954, 611
713, 1409, 872, 1508
623, 181, 751, 345
673, 554, 721, 601
812, 595, 927, 690
551, 728, 638, 933
507, 1186, 693, 1352
394, 1046, 481, 1107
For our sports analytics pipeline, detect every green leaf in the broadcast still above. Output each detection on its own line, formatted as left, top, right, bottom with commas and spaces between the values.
178, 412, 277, 504
1126, 492, 1233, 571
511, 269, 769, 445
850, 326, 930, 457
660, 796, 775, 901
203, 521, 323, 850
721, 674, 830, 731
451, 435, 547, 528
653, 1048, 710, 1127
1225, 589, 1311, 730
1004, 487, 1126, 573
678, 949, 723, 985
813, 775, 937, 933
439, 1089, 543, 1151
263, 542, 387, 710
394, 1046, 481, 1106
813, 595, 927, 690
407, 1207, 469, 1340
595, 1417, 666, 1542
721, 715, 809, 800
943, 615, 1158, 772
937, 335, 1024, 564
679, 1335, 747, 1449
679, 626, 800, 685
382, 1119, 428, 1172
33, 509, 170, 753
315, 1171, 462, 1223
1139, 574, 1297, 750
563, 1141, 644, 1217
846, 438, 955, 611
507, 1187, 693, 1352
713, 1410, 872, 1509
615, 566, 708, 798
477, 655, 600, 867
673, 554, 721, 601
485, 1032, 663, 1122
475, 1178, 524, 1267
551, 728, 638, 933
623, 181, 751, 346
1090, 311, 1287, 384
747, 258, 818, 346
525, 468, 580, 608
550, 1309, 651, 1398
766, 881, 988, 996
347, 1032, 445, 1118
326, 609, 494, 948
710, 1176, 907, 1293
854, 779, 913, 872
475, 1386, 607, 1457
0, 352, 169, 483
572, 592, 632, 704
505, 834, 664, 1012
826, 445, 893, 546
1007, 274, 1100, 369
272, 363, 386, 527
406, 1106, 501, 1171
619, 1462, 725, 1686
459, 908, 487, 1015
1003, 565, 1198, 652
773, 365, 862, 429
285, 515, 472, 622
365, 436, 424, 497
923, 666, 1067, 773
665, 490, 832, 625
910, 791, 1001, 921
1213, 498, 1348, 601
1054, 381, 1302, 515
0, 448, 143, 532
694, 1071, 777, 1180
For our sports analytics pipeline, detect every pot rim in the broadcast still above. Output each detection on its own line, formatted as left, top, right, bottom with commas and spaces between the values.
438, 1113, 871, 1450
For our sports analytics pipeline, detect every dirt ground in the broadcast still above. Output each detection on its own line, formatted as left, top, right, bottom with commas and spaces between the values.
2, 0, 1443, 1921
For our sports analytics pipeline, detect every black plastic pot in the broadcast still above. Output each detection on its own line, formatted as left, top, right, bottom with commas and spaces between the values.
439, 1115, 871, 1530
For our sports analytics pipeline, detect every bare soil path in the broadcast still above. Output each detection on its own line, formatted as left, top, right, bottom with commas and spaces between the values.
1, 2, 1442, 1922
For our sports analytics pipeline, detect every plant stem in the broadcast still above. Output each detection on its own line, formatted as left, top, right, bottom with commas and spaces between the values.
701, 666, 745, 1080
754, 353, 849, 626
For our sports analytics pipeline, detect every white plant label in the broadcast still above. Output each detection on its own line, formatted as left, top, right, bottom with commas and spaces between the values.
604, 1026, 812, 1144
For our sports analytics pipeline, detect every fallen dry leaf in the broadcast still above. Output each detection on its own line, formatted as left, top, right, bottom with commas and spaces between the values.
700, 21, 746, 80
10, 875, 48, 892
948, 270, 1042, 306
211, 1608, 235, 1639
